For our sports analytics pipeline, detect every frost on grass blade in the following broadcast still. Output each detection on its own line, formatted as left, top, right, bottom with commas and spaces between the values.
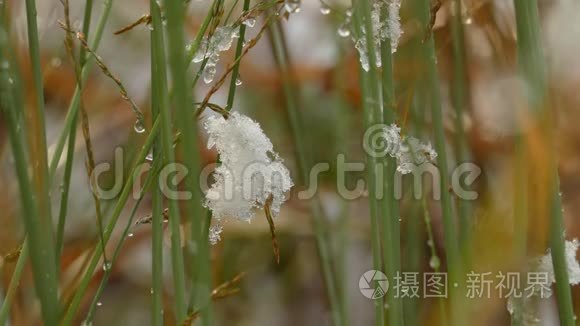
204, 112, 294, 223
376, 124, 438, 174
507, 239, 580, 324
386, 0, 402, 52
191, 25, 240, 84
208, 223, 223, 245
537, 239, 580, 285
352, 0, 404, 72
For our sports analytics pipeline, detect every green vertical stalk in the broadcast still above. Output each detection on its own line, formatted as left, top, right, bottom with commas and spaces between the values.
150, 1, 165, 324
513, 1, 575, 324
24, 0, 54, 242
164, 0, 211, 324
379, 4, 404, 326
84, 161, 162, 323
351, 2, 387, 325
414, 0, 461, 324
450, 0, 472, 248
151, 1, 187, 322
511, 135, 528, 326
61, 118, 161, 324
23, 6, 59, 320
56, 112, 78, 260
225, 0, 251, 111
333, 48, 351, 326
422, 197, 447, 325
56, 0, 96, 276
0, 49, 59, 325
151, 181, 165, 326
267, 16, 343, 326
79, 0, 94, 66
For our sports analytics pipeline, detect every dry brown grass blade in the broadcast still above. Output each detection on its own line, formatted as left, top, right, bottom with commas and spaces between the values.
3, 244, 23, 263
59, 0, 110, 273
423, 0, 442, 43
113, 14, 152, 35
264, 195, 280, 264
57, 21, 145, 124
134, 208, 169, 225
181, 272, 246, 326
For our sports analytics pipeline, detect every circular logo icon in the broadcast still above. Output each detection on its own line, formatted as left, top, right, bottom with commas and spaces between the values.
362, 124, 401, 158
359, 270, 389, 299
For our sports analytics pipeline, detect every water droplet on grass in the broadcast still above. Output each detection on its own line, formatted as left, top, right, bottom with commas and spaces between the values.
203, 66, 217, 84
102, 262, 112, 271
429, 256, 440, 269
338, 23, 350, 37
134, 120, 146, 134
284, 0, 301, 14
243, 18, 256, 27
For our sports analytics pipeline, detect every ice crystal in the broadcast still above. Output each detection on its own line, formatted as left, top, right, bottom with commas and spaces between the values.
537, 239, 580, 285
243, 18, 256, 28
386, 0, 402, 51
208, 223, 223, 245
204, 112, 294, 222
191, 25, 240, 84
375, 124, 438, 174
507, 239, 580, 325
353, 0, 403, 72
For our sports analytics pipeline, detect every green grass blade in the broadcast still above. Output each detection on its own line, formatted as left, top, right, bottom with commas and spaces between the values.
450, 0, 472, 249
84, 161, 162, 323
225, 0, 250, 111
513, 1, 575, 324
0, 52, 59, 325
61, 117, 161, 324
165, 0, 212, 322
150, 1, 165, 324
413, 0, 461, 324
0, 242, 29, 325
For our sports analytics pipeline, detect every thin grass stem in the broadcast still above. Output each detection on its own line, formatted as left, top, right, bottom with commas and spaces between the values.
0, 47, 59, 324
0, 242, 28, 325
60, 117, 161, 324
165, 0, 212, 323
267, 13, 343, 326
513, 1, 575, 324
225, 0, 250, 111
414, 0, 461, 324
84, 161, 162, 323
